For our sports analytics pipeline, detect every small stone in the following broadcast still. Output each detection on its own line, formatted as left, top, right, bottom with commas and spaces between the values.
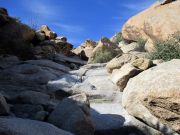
131, 58, 153, 70
56, 36, 67, 42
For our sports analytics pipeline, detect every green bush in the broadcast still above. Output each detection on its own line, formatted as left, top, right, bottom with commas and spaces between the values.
137, 38, 147, 51
149, 32, 180, 61
114, 32, 123, 43
101, 37, 111, 43
91, 46, 117, 63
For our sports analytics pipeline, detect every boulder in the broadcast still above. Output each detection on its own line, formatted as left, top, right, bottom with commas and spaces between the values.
35, 30, 46, 41
35, 38, 73, 57
106, 53, 138, 73
11, 104, 44, 119
0, 117, 73, 135
0, 93, 10, 115
122, 59, 180, 134
120, 42, 145, 53
48, 94, 94, 135
25, 59, 71, 73
122, 0, 180, 50
55, 41, 73, 56
33, 45, 56, 58
40, 25, 57, 39
0, 60, 66, 98
56, 36, 67, 42
111, 63, 141, 91
144, 38, 155, 52
131, 58, 153, 70
18, 91, 50, 105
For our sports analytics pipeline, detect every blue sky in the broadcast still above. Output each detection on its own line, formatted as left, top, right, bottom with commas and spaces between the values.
0, 0, 156, 47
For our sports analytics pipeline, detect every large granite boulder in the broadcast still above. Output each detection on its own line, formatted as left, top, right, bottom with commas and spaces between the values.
122, 0, 180, 51
48, 93, 94, 135
122, 59, 180, 134
106, 53, 138, 73
111, 63, 141, 91
131, 58, 153, 70
18, 91, 50, 105
11, 104, 44, 120
0, 117, 73, 135
0, 59, 67, 99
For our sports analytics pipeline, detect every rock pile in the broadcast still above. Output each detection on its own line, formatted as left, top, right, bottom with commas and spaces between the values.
72, 39, 97, 61
0, 8, 86, 70
34, 25, 73, 58
105, 52, 179, 135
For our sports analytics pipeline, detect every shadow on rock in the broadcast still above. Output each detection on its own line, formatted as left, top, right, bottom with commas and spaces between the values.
91, 108, 125, 130
94, 126, 146, 135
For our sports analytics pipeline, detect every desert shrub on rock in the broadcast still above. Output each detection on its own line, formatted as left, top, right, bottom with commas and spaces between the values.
91, 46, 117, 63
149, 32, 180, 61
137, 38, 146, 52
89, 37, 122, 64
111, 32, 123, 44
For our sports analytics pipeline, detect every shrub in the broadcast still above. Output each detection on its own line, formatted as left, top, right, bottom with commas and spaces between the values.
114, 32, 123, 43
91, 46, 117, 63
101, 37, 111, 43
137, 38, 147, 51
149, 32, 180, 61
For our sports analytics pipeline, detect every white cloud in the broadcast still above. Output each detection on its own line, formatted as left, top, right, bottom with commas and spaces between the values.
21, 0, 63, 19
53, 23, 85, 33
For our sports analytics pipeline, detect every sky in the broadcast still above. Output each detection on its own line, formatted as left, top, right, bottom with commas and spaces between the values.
0, 0, 156, 47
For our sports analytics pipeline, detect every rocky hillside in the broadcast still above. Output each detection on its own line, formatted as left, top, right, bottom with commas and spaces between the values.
0, 0, 180, 135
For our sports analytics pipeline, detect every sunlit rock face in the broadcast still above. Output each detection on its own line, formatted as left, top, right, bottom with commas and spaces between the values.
122, 0, 180, 51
